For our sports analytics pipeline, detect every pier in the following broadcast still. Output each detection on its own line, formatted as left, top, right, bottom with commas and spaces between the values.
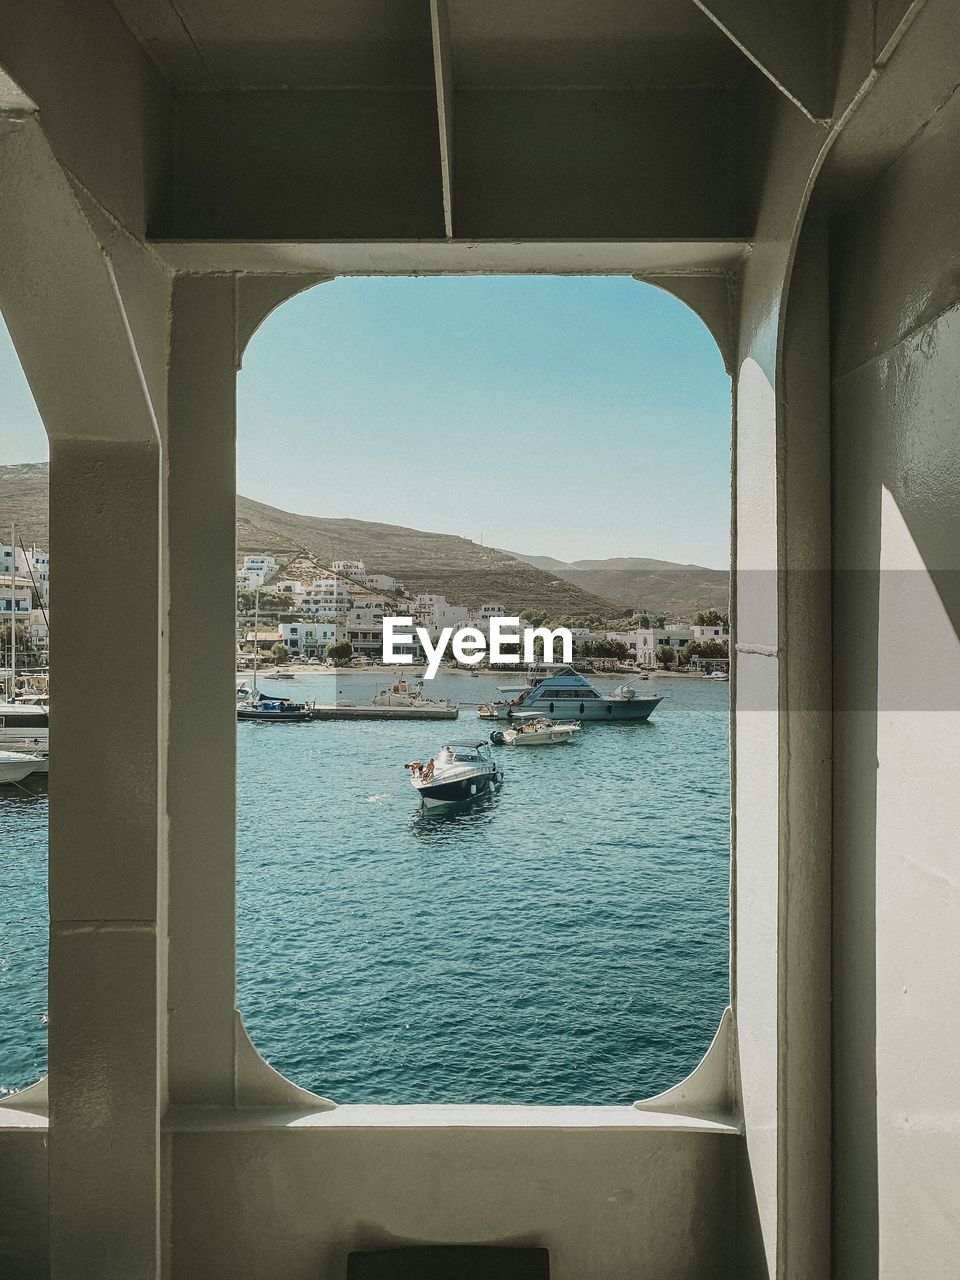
308, 703, 458, 721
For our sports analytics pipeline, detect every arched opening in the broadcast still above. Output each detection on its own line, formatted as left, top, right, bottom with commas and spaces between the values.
0, 314, 50, 1100
234, 275, 732, 1104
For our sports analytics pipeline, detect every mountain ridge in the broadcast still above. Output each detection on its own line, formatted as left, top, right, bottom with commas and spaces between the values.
0, 463, 728, 618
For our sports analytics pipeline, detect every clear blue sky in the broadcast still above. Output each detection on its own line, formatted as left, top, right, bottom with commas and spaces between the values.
2, 276, 730, 566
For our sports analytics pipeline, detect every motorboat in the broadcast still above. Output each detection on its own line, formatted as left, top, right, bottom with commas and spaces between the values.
0, 748, 44, 784
0, 693, 49, 769
405, 740, 503, 807
490, 714, 581, 746
705, 670, 729, 681
372, 676, 453, 712
478, 666, 664, 722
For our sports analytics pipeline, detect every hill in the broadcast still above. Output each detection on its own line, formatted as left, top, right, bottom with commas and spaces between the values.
0, 464, 729, 619
0, 465, 620, 618
503, 549, 729, 617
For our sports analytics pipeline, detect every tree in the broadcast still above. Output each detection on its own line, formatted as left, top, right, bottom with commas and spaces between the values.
655, 645, 676, 667
694, 609, 728, 628
270, 642, 289, 664
326, 640, 353, 665
654, 614, 667, 629
638, 614, 651, 628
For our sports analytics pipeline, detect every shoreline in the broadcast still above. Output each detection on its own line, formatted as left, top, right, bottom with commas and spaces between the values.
244, 663, 721, 680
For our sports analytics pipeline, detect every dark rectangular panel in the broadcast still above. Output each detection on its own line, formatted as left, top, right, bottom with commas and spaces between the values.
161, 89, 445, 239
454, 89, 740, 239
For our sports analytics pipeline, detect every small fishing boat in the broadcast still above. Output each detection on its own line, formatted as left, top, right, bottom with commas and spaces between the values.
0, 749, 44, 784
372, 676, 454, 712
405, 740, 503, 807
236, 692, 310, 722
490, 714, 581, 746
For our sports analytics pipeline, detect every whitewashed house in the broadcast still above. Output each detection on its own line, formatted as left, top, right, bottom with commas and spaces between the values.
0, 543, 50, 606
331, 558, 365, 579
236, 554, 279, 588
301, 575, 351, 616
279, 620, 338, 658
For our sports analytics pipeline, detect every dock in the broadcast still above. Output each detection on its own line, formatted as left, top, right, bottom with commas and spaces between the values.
308, 703, 459, 721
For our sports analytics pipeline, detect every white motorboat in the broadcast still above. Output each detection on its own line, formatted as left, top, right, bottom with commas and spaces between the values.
0, 694, 49, 769
705, 670, 729, 681
478, 666, 664, 723
405, 740, 503, 807
490, 715, 581, 746
372, 676, 453, 712
0, 749, 44, 783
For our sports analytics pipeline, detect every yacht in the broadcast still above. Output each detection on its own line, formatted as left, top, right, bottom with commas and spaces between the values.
490, 715, 581, 746
405, 740, 503, 807
0, 748, 44, 784
0, 693, 50, 771
477, 666, 663, 722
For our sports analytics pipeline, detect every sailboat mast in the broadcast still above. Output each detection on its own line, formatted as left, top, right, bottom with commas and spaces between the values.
9, 522, 15, 700
252, 585, 260, 696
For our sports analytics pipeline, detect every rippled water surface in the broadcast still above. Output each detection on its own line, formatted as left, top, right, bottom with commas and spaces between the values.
0, 670, 728, 1104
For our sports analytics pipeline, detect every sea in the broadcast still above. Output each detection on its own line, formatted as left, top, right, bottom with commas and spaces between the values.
0, 669, 729, 1105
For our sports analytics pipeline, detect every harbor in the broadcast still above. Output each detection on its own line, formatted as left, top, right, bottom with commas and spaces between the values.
1, 668, 730, 1104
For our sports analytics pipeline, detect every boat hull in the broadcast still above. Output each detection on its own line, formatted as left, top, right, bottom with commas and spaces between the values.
0, 754, 43, 783
237, 708, 310, 722
480, 698, 660, 722
417, 773, 500, 807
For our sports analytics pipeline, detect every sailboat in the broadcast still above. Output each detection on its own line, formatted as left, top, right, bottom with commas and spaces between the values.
236, 585, 310, 722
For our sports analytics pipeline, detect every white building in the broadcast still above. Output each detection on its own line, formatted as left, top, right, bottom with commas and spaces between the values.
331, 558, 365, 579
279, 620, 338, 658
346, 599, 386, 656
0, 576, 33, 620
237, 554, 279, 588
363, 572, 400, 594
301, 575, 351, 616
0, 543, 50, 606
631, 623, 729, 667
470, 603, 507, 632
414, 593, 470, 634
273, 579, 305, 600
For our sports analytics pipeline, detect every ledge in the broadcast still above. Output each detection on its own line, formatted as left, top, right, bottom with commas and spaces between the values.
163, 1103, 740, 1134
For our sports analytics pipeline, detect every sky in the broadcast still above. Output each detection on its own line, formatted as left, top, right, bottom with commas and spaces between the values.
2, 275, 731, 566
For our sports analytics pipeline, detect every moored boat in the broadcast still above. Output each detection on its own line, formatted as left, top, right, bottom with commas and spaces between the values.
478, 666, 663, 722
490, 714, 581, 746
405, 740, 503, 807
236, 691, 310, 722
0, 748, 44, 784
372, 676, 454, 712
0, 694, 49, 768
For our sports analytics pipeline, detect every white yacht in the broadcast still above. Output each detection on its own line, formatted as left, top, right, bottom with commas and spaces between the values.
490, 715, 581, 746
478, 666, 663, 722
0, 748, 44, 784
405, 740, 503, 807
0, 693, 49, 771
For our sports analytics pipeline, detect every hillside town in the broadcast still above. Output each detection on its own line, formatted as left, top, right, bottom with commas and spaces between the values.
235, 553, 729, 674
1, 539, 730, 681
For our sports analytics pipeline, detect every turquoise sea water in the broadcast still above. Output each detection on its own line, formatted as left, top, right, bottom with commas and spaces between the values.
0, 671, 729, 1104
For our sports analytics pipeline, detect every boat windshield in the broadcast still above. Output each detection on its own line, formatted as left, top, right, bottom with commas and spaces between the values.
452, 750, 481, 762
